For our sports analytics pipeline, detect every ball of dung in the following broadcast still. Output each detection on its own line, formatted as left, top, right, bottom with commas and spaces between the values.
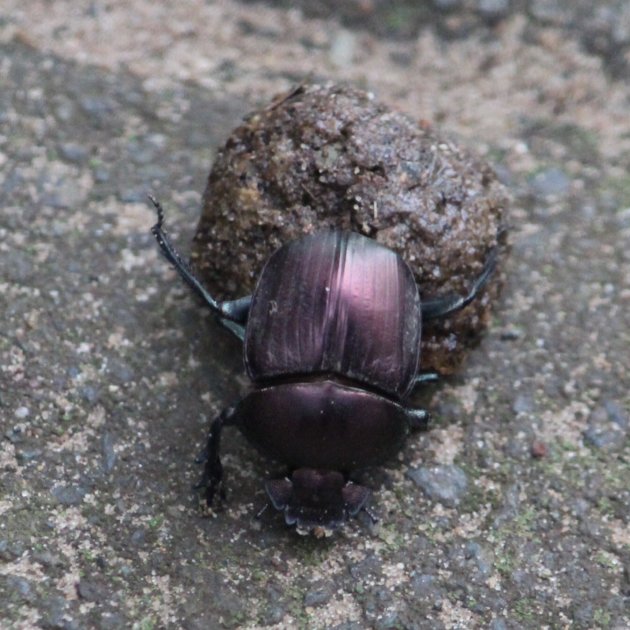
191, 83, 509, 374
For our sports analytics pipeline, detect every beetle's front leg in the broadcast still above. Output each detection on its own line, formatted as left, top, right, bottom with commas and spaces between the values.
421, 246, 498, 321
149, 195, 252, 340
195, 406, 237, 507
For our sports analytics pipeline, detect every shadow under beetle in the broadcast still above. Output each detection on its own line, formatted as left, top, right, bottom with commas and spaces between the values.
150, 196, 496, 536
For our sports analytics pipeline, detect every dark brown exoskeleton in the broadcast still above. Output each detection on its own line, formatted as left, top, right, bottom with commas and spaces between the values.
150, 197, 496, 535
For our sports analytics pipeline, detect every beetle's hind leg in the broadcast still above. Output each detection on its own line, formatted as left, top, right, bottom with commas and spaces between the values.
149, 195, 252, 337
194, 406, 237, 507
421, 247, 498, 321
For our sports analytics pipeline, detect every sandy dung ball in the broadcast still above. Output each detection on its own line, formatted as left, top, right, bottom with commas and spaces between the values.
191, 83, 509, 373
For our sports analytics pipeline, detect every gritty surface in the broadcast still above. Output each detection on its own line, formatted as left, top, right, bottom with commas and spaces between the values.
1, 2, 629, 629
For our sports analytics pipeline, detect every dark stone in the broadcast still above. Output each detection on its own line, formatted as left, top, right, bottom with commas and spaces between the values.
6, 576, 33, 601
330, 623, 364, 630
106, 358, 134, 384
76, 577, 108, 602
260, 601, 286, 626
530, 0, 572, 26
583, 403, 628, 450
51, 484, 87, 506
33, 551, 65, 569
130, 529, 146, 546
4, 426, 25, 444
1, 251, 34, 283
604, 400, 629, 429
118, 188, 147, 203
374, 609, 402, 630
432, 0, 461, 9
303, 581, 334, 607
512, 393, 534, 414
40, 595, 80, 630
94, 166, 110, 183
464, 541, 493, 577
477, 0, 511, 19
492, 484, 522, 528
407, 465, 468, 507
102, 432, 117, 473
98, 612, 129, 630
15, 448, 42, 463
529, 167, 571, 197
58, 142, 89, 163
362, 586, 394, 620
410, 573, 444, 611
79, 385, 99, 404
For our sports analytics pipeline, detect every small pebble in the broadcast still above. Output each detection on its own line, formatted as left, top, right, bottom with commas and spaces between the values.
303, 581, 333, 607
531, 439, 548, 458
102, 432, 117, 473
530, 167, 571, 197
51, 484, 87, 506
477, 0, 511, 19
407, 465, 468, 507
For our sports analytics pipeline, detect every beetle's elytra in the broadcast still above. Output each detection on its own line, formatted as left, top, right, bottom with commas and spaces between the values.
150, 196, 496, 536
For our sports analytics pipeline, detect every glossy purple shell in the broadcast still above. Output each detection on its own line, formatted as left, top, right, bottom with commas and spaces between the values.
244, 231, 422, 397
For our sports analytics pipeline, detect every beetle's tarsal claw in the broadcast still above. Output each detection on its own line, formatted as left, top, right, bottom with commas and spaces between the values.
147, 194, 164, 227
199, 477, 223, 507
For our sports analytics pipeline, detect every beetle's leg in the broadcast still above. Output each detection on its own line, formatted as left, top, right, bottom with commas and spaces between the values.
194, 405, 237, 506
412, 372, 440, 387
421, 247, 498, 321
362, 504, 379, 525
218, 297, 252, 342
149, 196, 252, 334
406, 407, 431, 431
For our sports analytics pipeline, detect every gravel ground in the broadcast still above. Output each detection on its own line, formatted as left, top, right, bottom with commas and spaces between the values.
1, 2, 629, 629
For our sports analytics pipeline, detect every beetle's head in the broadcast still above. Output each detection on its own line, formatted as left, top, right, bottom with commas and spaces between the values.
264, 468, 371, 537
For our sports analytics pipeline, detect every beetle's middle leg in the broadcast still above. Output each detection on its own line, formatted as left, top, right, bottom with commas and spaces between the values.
421, 247, 498, 321
406, 407, 431, 431
412, 372, 440, 387
149, 196, 252, 338
194, 405, 237, 507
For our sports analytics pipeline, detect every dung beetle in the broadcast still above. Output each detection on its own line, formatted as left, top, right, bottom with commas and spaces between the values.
150, 196, 497, 535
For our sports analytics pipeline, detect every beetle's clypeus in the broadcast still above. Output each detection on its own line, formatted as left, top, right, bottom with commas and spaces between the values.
150, 196, 496, 536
